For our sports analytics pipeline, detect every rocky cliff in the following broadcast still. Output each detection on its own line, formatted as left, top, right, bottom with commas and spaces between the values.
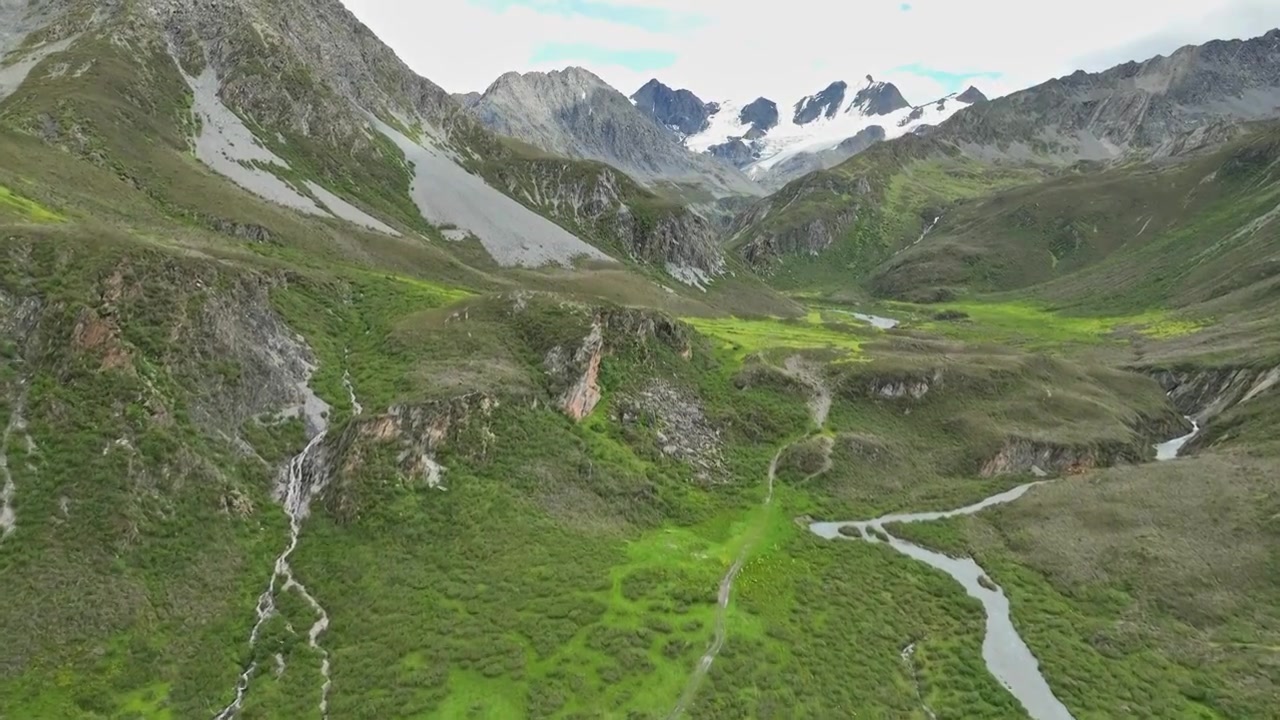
631, 78, 718, 138
479, 155, 726, 282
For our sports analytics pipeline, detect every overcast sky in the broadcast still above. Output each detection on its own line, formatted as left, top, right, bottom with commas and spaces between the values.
340, 0, 1280, 104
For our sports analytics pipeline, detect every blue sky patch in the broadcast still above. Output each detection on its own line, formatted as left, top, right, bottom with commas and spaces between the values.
471, 0, 709, 33
893, 63, 1004, 91
530, 42, 677, 71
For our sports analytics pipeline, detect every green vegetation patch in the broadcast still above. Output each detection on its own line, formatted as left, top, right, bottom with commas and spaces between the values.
683, 313, 866, 363
894, 299, 1207, 349
0, 184, 63, 222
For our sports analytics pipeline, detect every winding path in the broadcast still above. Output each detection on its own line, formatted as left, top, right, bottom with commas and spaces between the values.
666, 355, 831, 719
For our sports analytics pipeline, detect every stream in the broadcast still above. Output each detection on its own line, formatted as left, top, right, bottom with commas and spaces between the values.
1155, 417, 1199, 461
214, 367, 361, 719
810, 481, 1075, 720
807, 420, 1205, 719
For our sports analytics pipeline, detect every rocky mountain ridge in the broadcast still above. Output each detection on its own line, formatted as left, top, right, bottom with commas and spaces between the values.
636, 75, 986, 188
0, 0, 740, 287
463, 67, 761, 200
727, 28, 1280, 275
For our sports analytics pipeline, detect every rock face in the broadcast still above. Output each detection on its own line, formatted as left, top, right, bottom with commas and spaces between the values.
739, 98, 779, 134
956, 86, 988, 104
849, 80, 910, 116
542, 309, 692, 422
631, 78, 718, 137
482, 158, 725, 280
979, 438, 1137, 478
794, 81, 849, 125
731, 171, 875, 267
557, 319, 605, 422
615, 380, 726, 483
325, 393, 499, 521
466, 67, 760, 198
708, 139, 757, 167
1149, 365, 1280, 422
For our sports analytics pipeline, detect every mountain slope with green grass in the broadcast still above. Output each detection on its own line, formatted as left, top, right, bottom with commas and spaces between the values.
1, 3, 1278, 720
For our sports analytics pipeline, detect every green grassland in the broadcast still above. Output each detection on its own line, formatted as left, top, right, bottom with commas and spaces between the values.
891, 452, 1280, 719
2, 11, 1279, 720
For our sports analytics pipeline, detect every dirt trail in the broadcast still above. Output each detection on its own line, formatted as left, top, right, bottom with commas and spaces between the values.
783, 355, 831, 428
666, 357, 833, 718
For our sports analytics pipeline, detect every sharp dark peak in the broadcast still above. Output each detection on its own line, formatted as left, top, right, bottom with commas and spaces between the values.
794, 81, 849, 125
850, 80, 910, 116
956, 86, 988, 104
739, 97, 779, 133
630, 77, 716, 137
633, 78, 671, 98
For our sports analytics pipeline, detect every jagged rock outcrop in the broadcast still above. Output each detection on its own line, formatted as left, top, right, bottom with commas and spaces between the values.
739, 97, 779, 135
849, 80, 910, 116
794, 81, 848, 125
956, 86, 988, 104
941, 29, 1280, 161
979, 437, 1142, 478
708, 139, 758, 168
542, 309, 692, 422
553, 318, 604, 421
1148, 365, 1280, 422
631, 78, 718, 138
323, 393, 499, 521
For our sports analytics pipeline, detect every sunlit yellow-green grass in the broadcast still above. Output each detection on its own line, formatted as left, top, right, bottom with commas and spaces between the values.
684, 313, 866, 362
894, 299, 1207, 348
0, 184, 63, 222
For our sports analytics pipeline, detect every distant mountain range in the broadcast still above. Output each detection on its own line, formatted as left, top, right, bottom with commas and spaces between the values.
631, 76, 989, 187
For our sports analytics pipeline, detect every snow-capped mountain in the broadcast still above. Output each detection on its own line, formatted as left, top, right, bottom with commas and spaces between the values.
633, 76, 988, 187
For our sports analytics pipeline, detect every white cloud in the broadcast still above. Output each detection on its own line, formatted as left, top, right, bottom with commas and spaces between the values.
341, 0, 1280, 104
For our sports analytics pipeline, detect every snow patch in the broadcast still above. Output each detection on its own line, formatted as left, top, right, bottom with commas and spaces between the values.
687, 80, 979, 177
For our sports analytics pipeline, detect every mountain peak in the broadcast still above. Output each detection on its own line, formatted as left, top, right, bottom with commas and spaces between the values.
850, 80, 910, 116
630, 79, 717, 137
739, 97, 779, 135
956, 86, 988, 104
794, 81, 849, 125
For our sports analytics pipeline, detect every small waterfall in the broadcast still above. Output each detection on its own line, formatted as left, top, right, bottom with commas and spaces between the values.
214, 431, 331, 720
215, 359, 359, 719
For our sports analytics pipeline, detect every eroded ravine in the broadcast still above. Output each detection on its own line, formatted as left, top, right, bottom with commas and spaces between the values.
667, 356, 831, 719
215, 365, 361, 719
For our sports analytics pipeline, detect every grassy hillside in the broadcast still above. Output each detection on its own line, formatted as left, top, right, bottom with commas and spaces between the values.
872, 122, 1280, 313
1, 4, 1278, 720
